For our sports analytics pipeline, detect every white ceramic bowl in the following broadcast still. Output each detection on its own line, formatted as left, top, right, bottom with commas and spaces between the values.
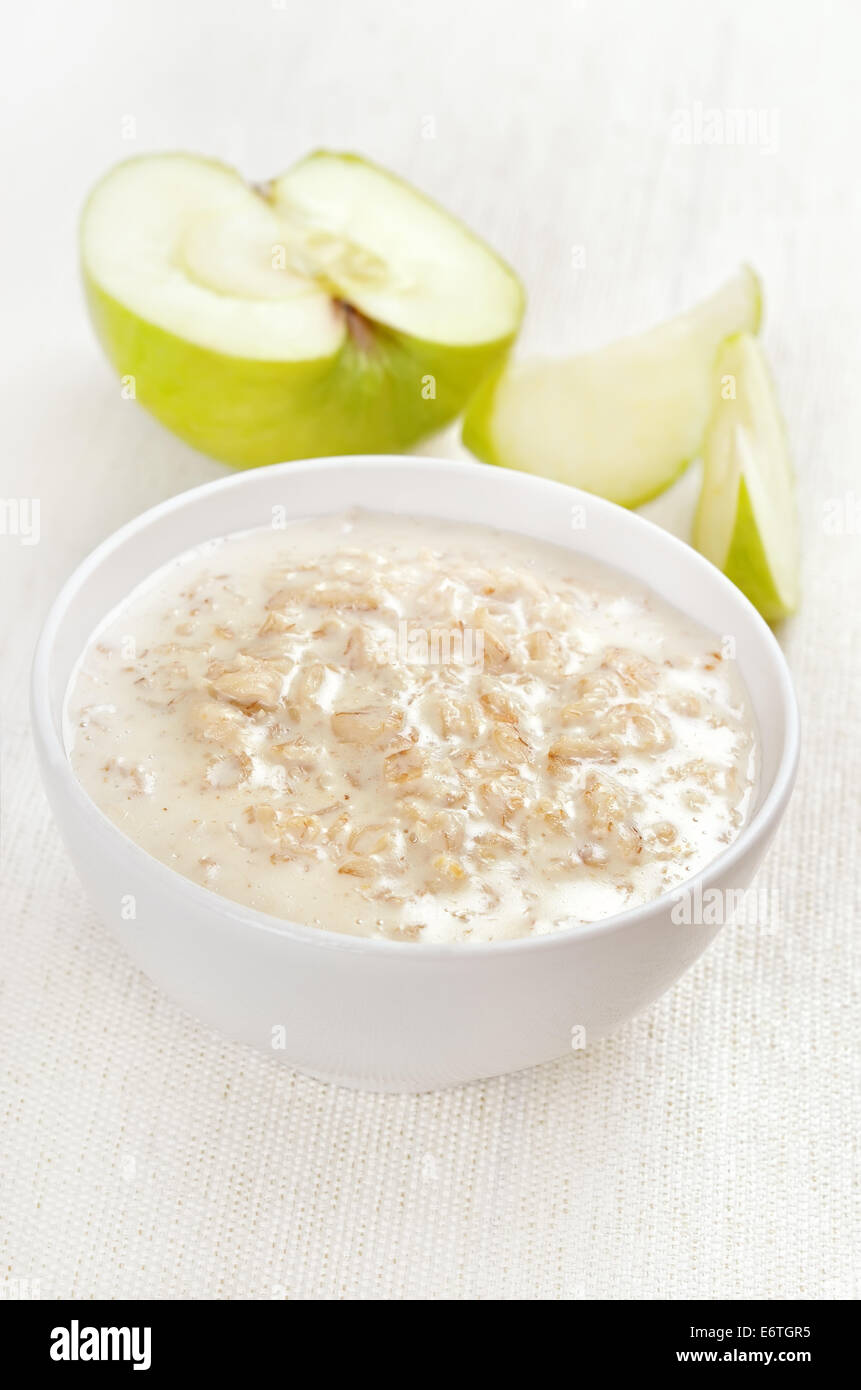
32, 456, 799, 1091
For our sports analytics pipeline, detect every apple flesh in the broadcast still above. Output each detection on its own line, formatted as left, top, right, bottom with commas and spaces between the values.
81, 152, 525, 467
693, 334, 799, 621
462, 266, 762, 506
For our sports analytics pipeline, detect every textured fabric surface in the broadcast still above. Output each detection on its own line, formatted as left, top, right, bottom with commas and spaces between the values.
1, 0, 858, 1300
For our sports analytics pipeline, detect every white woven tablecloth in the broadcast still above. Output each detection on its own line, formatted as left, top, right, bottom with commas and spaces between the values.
1, 0, 858, 1300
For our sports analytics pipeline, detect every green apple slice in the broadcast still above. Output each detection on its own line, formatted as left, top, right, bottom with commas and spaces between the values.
693, 334, 799, 621
81, 152, 524, 467
462, 266, 762, 506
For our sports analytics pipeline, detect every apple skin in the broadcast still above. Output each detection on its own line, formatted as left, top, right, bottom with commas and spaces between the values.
693, 333, 798, 624
719, 478, 797, 622
83, 272, 522, 467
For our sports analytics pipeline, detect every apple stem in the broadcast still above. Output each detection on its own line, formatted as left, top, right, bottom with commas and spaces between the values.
336, 299, 377, 353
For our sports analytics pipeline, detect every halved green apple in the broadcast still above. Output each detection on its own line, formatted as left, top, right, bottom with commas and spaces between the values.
693, 334, 799, 621
81, 152, 524, 466
462, 266, 762, 506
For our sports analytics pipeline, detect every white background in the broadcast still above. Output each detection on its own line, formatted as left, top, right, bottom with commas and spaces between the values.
1, 0, 858, 1299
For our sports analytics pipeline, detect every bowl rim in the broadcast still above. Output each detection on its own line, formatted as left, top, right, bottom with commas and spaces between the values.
31, 453, 800, 960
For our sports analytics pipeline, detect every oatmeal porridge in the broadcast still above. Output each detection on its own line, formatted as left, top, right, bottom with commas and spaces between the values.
65, 510, 759, 942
